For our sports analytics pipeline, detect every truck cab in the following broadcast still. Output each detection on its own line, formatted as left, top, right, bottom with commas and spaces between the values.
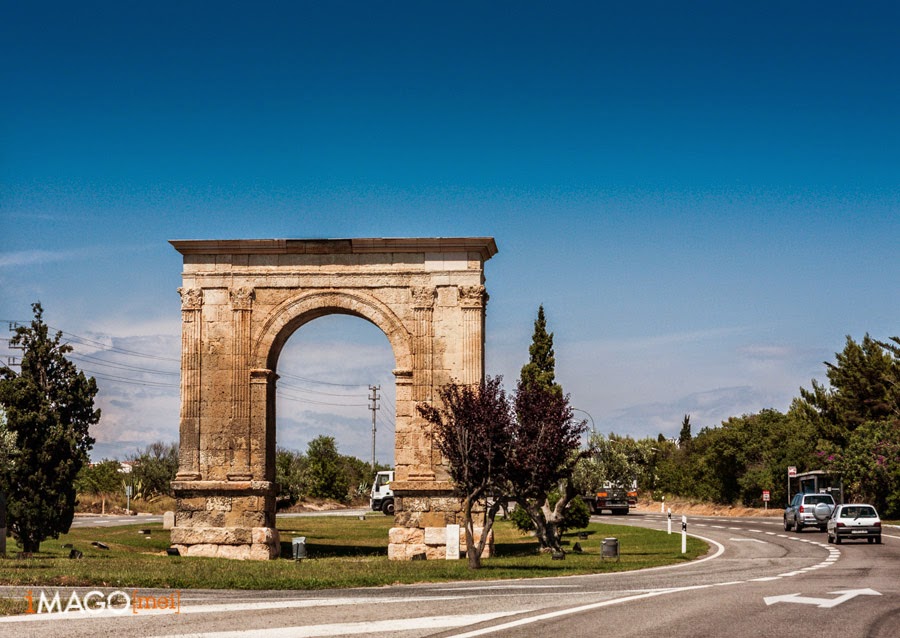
370, 470, 395, 515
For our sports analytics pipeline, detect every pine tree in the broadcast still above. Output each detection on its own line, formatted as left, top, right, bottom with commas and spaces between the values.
0, 303, 99, 552
520, 305, 562, 396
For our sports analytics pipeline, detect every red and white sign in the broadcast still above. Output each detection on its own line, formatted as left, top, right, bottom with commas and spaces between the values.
762, 490, 770, 502
788, 466, 797, 477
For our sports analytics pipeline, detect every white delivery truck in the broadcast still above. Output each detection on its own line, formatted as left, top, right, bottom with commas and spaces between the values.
370, 470, 395, 515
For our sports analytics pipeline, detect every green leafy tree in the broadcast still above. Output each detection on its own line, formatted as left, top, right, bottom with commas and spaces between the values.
0, 407, 18, 555
519, 306, 562, 396
418, 377, 513, 569
129, 441, 178, 500
836, 419, 900, 517
799, 334, 898, 448
275, 447, 307, 509
75, 459, 123, 514
304, 436, 350, 502
75, 459, 123, 495
0, 303, 99, 552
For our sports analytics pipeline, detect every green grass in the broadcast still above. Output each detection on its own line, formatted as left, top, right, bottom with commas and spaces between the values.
0, 517, 706, 593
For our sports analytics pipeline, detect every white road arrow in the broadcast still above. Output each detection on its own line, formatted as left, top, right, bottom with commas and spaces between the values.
765, 589, 881, 609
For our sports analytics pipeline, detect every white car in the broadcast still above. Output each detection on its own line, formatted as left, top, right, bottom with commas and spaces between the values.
826, 503, 882, 544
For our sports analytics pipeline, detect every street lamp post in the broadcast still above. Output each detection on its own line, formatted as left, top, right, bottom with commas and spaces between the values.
572, 408, 595, 448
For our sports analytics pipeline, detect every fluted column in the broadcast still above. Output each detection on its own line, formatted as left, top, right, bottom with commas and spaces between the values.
228, 286, 254, 481
458, 285, 488, 386
410, 287, 435, 402
175, 287, 203, 481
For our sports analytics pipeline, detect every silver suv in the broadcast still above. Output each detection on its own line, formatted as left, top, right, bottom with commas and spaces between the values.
784, 492, 836, 532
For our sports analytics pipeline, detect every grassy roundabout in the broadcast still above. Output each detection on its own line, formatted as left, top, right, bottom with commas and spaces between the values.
0, 516, 706, 594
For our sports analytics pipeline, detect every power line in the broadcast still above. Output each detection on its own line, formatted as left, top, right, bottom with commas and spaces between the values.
277, 378, 368, 398
69, 352, 179, 377
276, 390, 367, 408
278, 371, 370, 388
82, 370, 179, 388
51, 327, 180, 363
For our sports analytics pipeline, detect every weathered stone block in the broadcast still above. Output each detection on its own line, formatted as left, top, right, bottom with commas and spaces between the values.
423, 527, 446, 545
420, 512, 450, 528
388, 527, 424, 545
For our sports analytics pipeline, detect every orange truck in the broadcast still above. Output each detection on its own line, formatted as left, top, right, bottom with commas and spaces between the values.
584, 482, 638, 515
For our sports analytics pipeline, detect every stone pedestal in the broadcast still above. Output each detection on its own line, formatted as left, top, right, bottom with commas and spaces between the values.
388, 482, 494, 560
170, 480, 279, 560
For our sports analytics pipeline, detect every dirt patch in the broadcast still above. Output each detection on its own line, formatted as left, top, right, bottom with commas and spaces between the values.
635, 499, 782, 518
278, 498, 365, 513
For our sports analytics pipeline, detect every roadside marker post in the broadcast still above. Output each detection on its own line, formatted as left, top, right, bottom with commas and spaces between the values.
667, 508, 672, 535
681, 516, 687, 554
660, 496, 665, 513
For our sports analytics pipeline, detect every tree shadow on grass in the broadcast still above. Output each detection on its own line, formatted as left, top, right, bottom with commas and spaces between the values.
279, 541, 387, 559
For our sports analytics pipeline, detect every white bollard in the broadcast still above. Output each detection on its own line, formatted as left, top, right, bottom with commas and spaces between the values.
667, 508, 672, 535
681, 515, 687, 554
660, 496, 665, 513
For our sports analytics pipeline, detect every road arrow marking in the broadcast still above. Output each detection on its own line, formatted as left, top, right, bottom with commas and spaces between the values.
765, 589, 881, 609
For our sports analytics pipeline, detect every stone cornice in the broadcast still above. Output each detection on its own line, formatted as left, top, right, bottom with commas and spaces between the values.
170, 237, 499, 261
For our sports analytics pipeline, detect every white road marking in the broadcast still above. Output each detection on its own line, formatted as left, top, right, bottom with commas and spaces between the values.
728, 538, 767, 544
0, 595, 476, 624
764, 589, 881, 609
156, 612, 523, 638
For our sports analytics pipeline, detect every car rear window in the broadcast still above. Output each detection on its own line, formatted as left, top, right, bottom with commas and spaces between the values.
840, 506, 877, 518
804, 495, 834, 505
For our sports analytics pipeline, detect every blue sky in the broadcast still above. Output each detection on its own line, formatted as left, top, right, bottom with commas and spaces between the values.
2, 2, 898, 462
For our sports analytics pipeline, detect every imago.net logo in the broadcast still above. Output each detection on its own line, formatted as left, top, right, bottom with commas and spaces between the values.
24, 589, 181, 615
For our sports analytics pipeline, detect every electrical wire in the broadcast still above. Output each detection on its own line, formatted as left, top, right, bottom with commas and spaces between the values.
69, 352, 179, 376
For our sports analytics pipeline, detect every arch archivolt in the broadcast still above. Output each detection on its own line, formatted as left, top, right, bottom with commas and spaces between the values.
168, 238, 497, 561
251, 288, 413, 372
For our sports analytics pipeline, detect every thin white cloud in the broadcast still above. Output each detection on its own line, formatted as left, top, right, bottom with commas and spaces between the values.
0, 249, 80, 268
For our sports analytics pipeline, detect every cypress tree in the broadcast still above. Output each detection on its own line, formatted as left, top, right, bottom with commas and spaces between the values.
0, 303, 99, 552
520, 305, 562, 396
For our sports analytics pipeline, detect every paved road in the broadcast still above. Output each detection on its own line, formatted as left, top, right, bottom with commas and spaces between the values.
3, 512, 897, 637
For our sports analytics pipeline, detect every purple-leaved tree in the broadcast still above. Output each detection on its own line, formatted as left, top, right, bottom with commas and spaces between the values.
417, 377, 513, 569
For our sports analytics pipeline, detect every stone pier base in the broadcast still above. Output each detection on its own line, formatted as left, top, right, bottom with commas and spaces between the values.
388, 483, 494, 560
170, 480, 280, 560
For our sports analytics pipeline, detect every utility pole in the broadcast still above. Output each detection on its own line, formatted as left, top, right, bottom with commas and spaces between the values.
369, 385, 380, 472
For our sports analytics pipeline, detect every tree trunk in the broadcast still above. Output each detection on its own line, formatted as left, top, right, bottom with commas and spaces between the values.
463, 497, 481, 569
0, 492, 6, 556
23, 539, 40, 553
520, 480, 578, 553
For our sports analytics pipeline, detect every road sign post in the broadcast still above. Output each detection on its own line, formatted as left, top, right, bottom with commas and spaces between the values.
787, 466, 797, 505
762, 489, 770, 511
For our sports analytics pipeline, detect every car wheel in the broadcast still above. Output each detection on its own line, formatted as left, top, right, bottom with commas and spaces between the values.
868, 537, 874, 544
783, 518, 791, 531
818, 525, 827, 532
875, 536, 882, 545
382, 500, 395, 515
795, 523, 803, 533
834, 534, 841, 544
827, 532, 833, 544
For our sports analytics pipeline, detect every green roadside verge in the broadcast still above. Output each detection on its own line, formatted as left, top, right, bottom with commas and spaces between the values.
0, 516, 705, 610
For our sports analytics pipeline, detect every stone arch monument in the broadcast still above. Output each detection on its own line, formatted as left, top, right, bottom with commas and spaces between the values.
169, 238, 498, 559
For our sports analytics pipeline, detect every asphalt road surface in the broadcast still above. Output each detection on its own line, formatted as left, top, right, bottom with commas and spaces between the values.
2, 512, 897, 637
